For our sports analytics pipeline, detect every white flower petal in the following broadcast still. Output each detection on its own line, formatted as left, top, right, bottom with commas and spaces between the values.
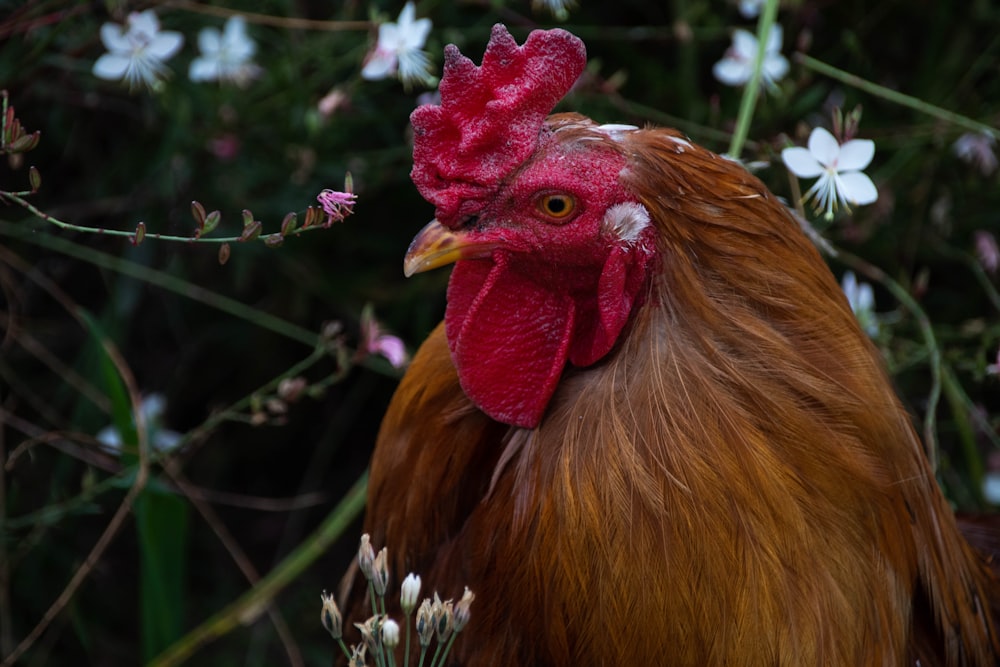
397, 2, 417, 28
127, 10, 160, 36
837, 138, 875, 171
856, 282, 874, 311
713, 58, 749, 86
100, 22, 130, 52
403, 17, 432, 49
764, 24, 783, 54
781, 146, 824, 178
362, 50, 396, 80
189, 57, 217, 81
838, 171, 878, 205
763, 54, 789, 83
147, 31, 184, 60
807, 127, 840, 167
93, 53, 130, 79
198, 27, 221, 55
739, 0, 762, 18
731, 30, 758, 59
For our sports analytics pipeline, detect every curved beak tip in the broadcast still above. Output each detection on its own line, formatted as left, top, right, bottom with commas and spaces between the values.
403, 219, 491, 277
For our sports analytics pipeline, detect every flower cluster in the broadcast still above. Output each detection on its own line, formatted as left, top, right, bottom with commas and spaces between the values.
93, 6, 440, 96
93, 11, 257, 91
322, 534, 475, 667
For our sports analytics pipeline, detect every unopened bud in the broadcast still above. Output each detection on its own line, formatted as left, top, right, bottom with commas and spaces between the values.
432, 593, 454, 644
453, 587, 474, 632
131, 222, 146, 246
358, 534, 375, 581
280, 211, 298, 236
202, 210, 221, 236
191, 200, 206, 227
239, 219, 262, 242
381, 619, 400, 648
320, 590, 342, 640
372, 547, 389, 596
400, 573, 421, 615
415, 599, 434, 647
218, 243, 231, 265
28, 165, 40, 191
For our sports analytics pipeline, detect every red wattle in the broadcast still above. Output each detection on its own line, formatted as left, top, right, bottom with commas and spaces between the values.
446, 256, 575, 429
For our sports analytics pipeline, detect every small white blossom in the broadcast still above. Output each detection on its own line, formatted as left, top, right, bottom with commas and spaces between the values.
93, 10, 183, 91
361, 2, 435, 88
840, 271, 879, 338
96, 394, 182, 455
738, 0, 764, 18
189, 15, 261, 85
782, 127, 878, 220
713, 25, 788, 90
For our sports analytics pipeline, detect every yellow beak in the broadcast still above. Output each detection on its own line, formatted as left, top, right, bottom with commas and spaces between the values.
403, 220, 495, 277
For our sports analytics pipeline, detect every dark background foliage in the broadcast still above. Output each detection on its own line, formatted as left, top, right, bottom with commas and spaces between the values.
1, 0, 998, 664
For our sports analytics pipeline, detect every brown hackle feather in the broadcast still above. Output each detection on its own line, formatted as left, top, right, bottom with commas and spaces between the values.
343, 117, 1000, 666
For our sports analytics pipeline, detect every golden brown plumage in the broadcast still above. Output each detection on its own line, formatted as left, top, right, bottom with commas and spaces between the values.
346, 26, 1000, 667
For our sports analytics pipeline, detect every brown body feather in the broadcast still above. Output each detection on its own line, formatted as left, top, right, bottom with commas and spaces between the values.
350, 119, 1000, 665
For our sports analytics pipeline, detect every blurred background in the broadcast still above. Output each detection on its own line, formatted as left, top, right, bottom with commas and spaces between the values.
1, 0, 998, 664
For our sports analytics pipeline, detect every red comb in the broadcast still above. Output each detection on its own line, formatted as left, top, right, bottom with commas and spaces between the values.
410, 24, 587, 228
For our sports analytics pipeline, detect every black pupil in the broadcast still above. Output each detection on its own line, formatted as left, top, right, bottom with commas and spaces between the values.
547, 197, 567, 214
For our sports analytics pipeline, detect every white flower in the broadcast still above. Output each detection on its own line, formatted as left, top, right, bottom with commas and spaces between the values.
96, 394, 183, 455
782, 127, 878, 220
840, 271, 879, 338
712, 25, 788, 90
93, 10, 183, 91
189, 15, 261, 85
361, 2, 435, 88
738, 0, 764, 18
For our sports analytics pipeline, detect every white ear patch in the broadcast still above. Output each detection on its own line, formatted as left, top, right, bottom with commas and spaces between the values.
595, 123, 639, 141
601, 202, 652, 242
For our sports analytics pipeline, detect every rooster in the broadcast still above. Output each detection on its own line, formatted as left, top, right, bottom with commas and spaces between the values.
349, 25, 1000, 666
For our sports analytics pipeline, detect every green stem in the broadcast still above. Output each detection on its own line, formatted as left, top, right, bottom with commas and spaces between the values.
728, 0, 780, 157
940, 363, 985, 502
403, 614, 412, 667
434, 633, 458, 667
148, 471, 369, 667
796, 54, 1000, 139
834, 250, 942, 469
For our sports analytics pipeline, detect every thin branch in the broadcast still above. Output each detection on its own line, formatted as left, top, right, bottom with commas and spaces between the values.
796, 53, 1000, 139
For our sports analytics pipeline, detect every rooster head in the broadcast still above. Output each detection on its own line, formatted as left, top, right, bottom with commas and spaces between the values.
405, 25, 658, 429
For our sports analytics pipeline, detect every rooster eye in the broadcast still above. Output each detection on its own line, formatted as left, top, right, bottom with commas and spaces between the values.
537, 193, 576, 221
